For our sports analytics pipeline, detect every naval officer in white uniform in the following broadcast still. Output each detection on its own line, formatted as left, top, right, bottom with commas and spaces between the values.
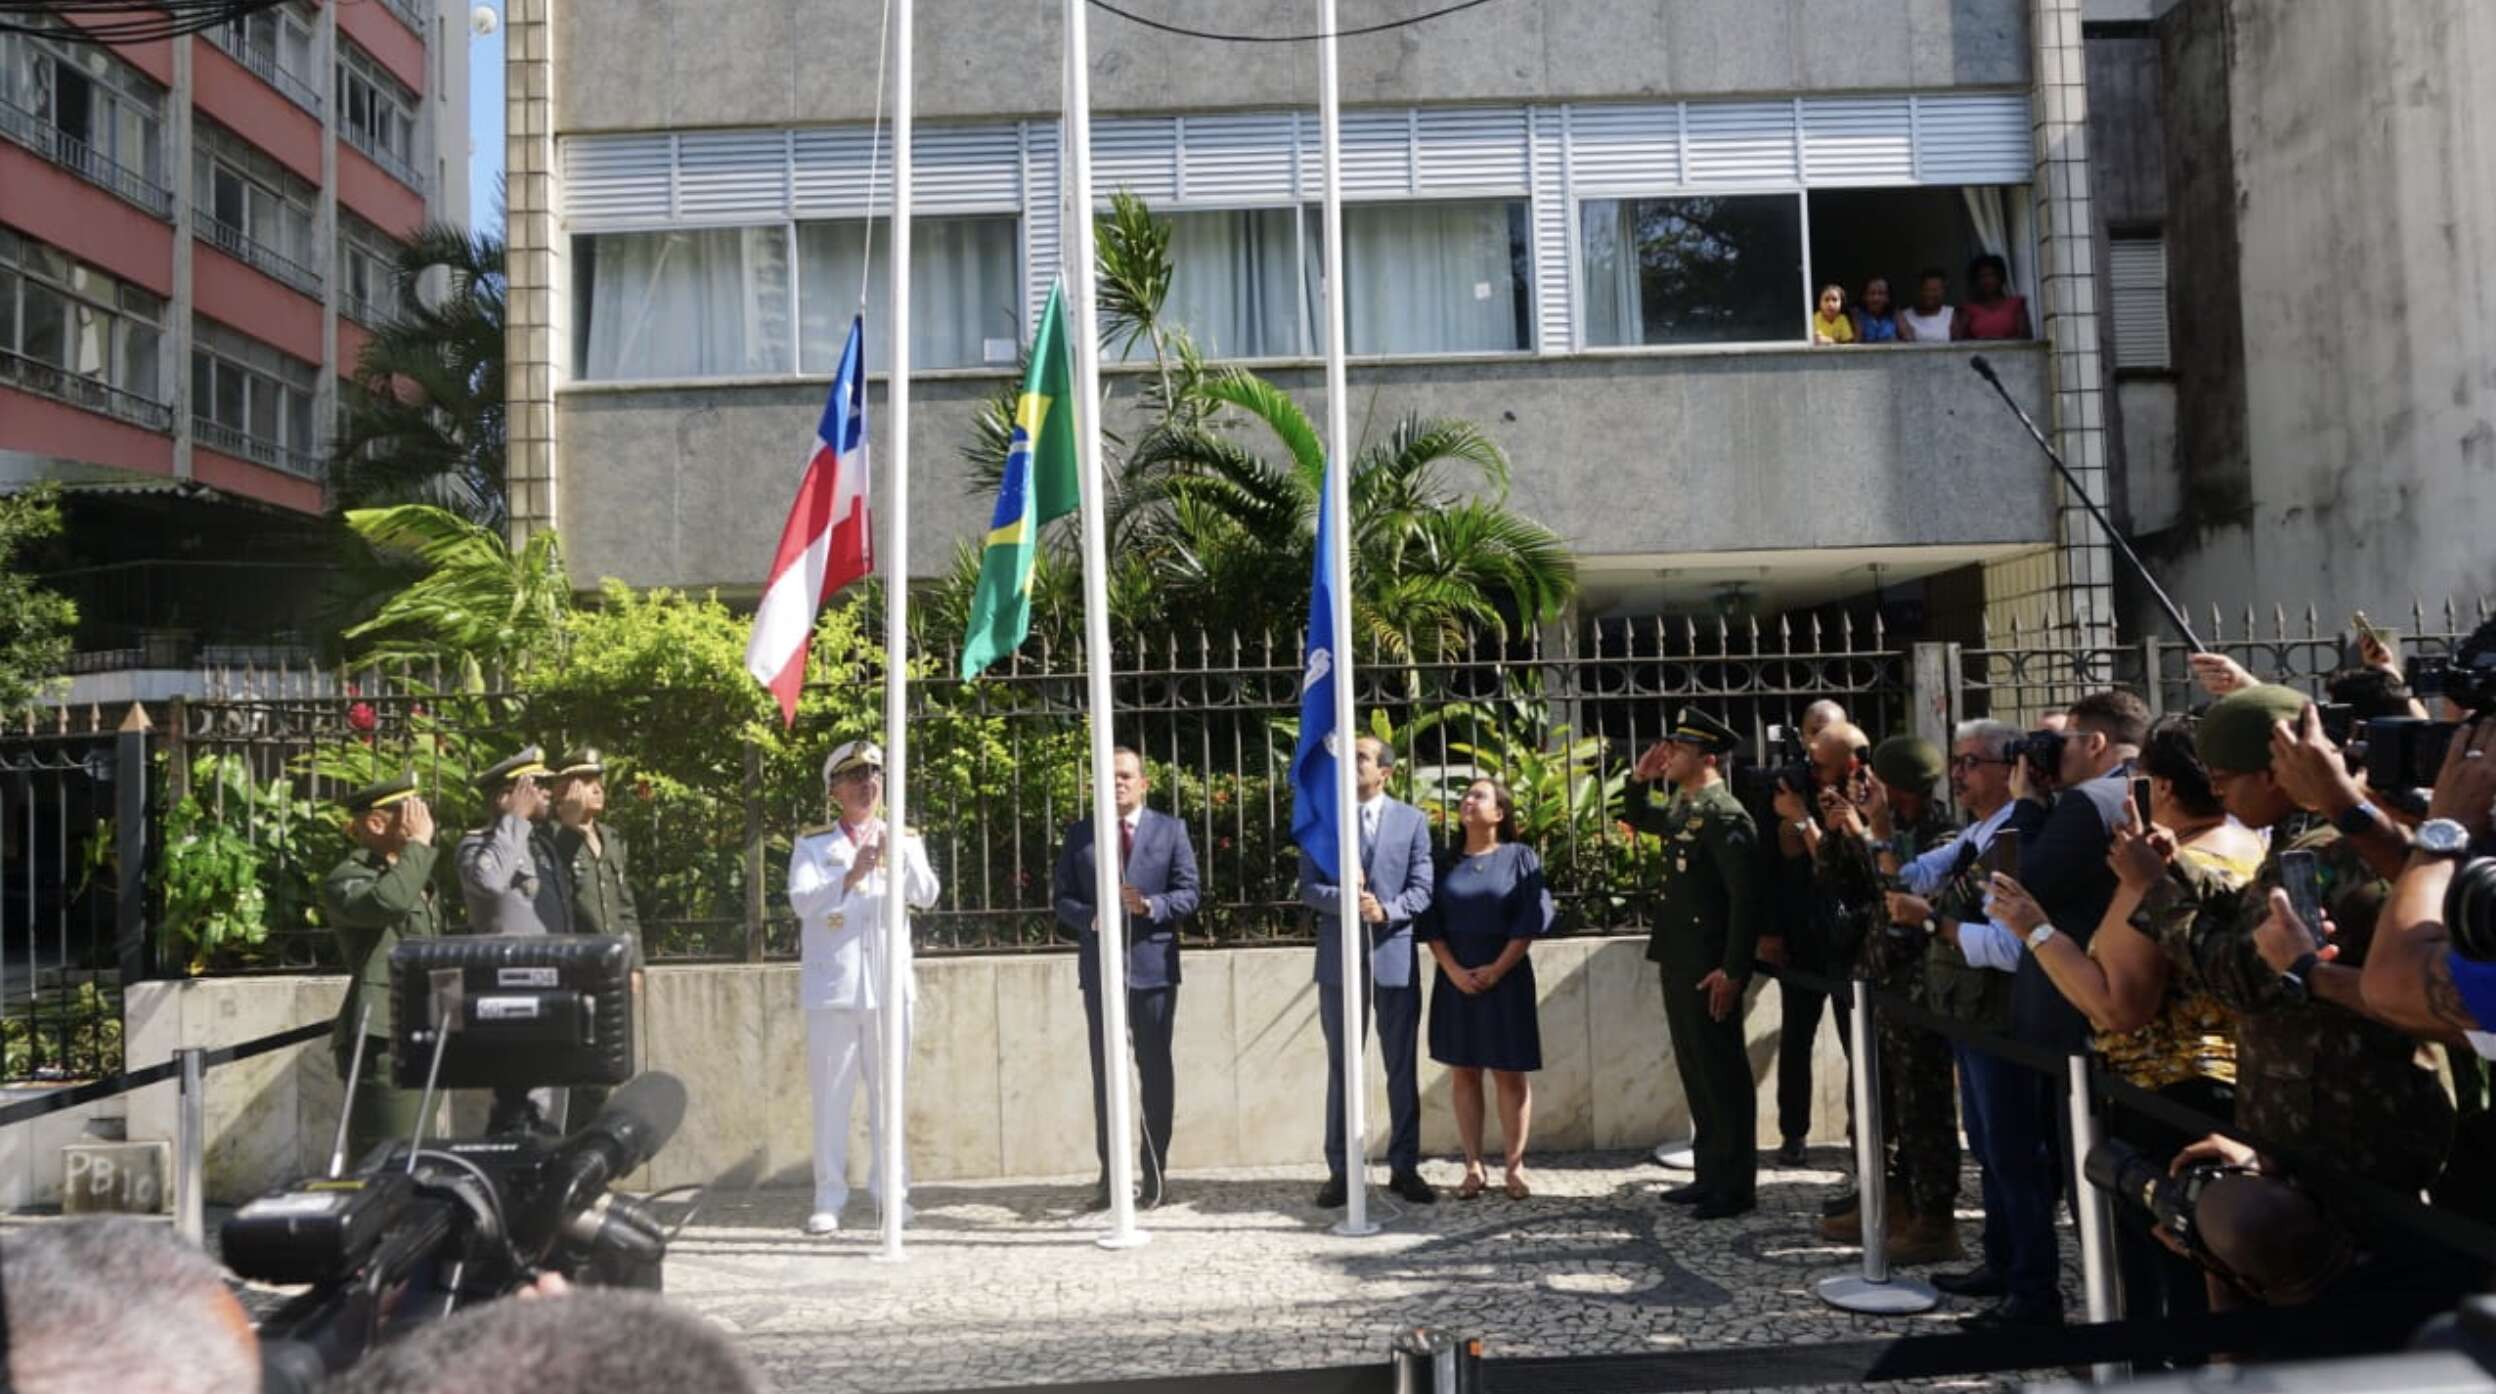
787, 740, 939, 1235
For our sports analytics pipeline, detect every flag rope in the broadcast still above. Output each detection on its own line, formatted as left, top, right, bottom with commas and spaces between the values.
858, 0, 894, 310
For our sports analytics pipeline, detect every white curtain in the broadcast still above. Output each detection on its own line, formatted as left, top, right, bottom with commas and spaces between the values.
1960, 183, 2040, 318
1579, 200, 1640, 348
1318, 201, 1526, 355
1150, 208, 1300, 360
580, 226, 791, 381
1961, 185, 2008, 258
797, 216, 1020, 372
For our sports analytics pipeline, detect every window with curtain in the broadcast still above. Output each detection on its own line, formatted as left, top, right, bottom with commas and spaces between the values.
572, 225, 794, 381
1582, 195, 1804, 347
1139, 207, 1305, 361
1309, 200, 1531, 355
0, 227, 162, 401
793, 215, 1020, 372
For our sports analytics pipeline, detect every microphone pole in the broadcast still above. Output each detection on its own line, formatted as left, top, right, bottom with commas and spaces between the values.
1968, 355, 2206, 653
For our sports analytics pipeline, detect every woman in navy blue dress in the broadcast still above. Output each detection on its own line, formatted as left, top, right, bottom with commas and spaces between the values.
1421, 778, 1552, 1200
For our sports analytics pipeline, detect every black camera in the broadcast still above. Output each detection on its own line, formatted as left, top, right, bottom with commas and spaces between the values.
2366, 716, 2462, 794
2448, 854, 2496, 965
2415, 648, 2496, 716
228, 937, 678, 1392
2085, 1137, 2230, 1264
2004, 729, 2067, 785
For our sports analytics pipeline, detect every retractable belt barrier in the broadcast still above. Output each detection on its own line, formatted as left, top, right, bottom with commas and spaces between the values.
1754, 959, 2496, 1269
0, 1020, 330, 1132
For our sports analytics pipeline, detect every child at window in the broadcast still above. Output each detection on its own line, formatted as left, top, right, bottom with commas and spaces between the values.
1852, 276, 1901, 344
1811, 284, 1855, 345
1898, 267, 1955, 342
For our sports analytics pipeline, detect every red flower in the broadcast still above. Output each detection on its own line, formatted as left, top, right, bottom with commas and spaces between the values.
346, 702, 377, 734
1217, 836, 1234, 851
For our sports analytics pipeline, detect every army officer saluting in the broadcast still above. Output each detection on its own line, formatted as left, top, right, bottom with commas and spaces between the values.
1631, 708, 1765, 1220
318, 774, 445, 1163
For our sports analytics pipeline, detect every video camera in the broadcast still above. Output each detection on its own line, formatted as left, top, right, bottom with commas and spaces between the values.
2367, 627, 2496, 793
224, 936, 684, 1393
2004, 729, 2065, 787
1731, 722, 1816, 810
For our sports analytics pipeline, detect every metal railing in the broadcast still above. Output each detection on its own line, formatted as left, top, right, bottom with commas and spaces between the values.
0, 347, 175, 433
339, 290, 394, 328
192, 211, 324, 298
340, 124, 424, 193
190, 417, 325, 480
205, 34, 324, 116
0, 97, 174, 219
0, 707, 147, 1084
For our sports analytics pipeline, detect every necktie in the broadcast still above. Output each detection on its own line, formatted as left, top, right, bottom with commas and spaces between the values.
1360, 804, 1378, 864
1119, 818, 1135, 868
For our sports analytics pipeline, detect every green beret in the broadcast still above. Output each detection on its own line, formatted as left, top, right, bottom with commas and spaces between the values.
1870, 736, 1945, 795
2197, 684, 2309, 774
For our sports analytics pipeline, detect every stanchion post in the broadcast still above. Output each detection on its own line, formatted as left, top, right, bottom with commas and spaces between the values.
1815, 980, 1938, 1313
174, 1046, 205, 1246
2065, 1053, 2127, 1384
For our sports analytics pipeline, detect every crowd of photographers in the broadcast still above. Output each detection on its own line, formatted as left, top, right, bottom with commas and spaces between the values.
1752, 616, 2496, 1332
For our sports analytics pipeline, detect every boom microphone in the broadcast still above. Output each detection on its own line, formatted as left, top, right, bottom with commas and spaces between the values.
1966, 355, 2206, 652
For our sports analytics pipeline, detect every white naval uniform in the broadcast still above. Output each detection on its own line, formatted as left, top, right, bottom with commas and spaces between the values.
788, 818, 939, 1214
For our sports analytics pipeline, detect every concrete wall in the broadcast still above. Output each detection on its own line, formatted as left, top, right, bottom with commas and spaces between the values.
106, 938, 1849, 1204
2140, 0, 2496, 619
554, 0, 2031, 135
557, 343, 2058, 592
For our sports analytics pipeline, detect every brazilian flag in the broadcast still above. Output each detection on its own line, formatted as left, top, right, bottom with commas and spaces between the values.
960, 282, 1081, 680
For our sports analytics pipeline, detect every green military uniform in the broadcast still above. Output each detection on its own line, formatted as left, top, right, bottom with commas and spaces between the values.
1642, 709, 1763, 1211
1816, 738, 1962, 1231
550, 749, 640, 1124
316, 775, 445, 1166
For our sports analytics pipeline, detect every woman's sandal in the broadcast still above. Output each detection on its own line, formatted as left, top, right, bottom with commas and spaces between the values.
1457, 1173, 1487, 1200
1503, 1174, 1531, 1201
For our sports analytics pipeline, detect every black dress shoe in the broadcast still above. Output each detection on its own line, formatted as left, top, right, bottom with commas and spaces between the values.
1692, 1196, 1756, 1220
1659, 1183, 1712, 1205
1772, 1138, 1807, 1167
1314, 1174, 1347, 1209
1388, 1169, 1437, 1205
1820, 1188, 1860, 1218
1931, 1266, 2008, 1299
1958, 1297, 2064, 1330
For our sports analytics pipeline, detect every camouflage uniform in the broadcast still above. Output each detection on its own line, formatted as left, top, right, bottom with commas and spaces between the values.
2097, 846, 2252, 1091
1817, 803, 1960, 1219
2148, 825, 2454, 1195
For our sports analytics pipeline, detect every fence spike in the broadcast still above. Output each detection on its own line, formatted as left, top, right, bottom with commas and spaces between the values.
1682, 614, 1698, 654
1872, 607, 1886, 649
2303, 602, 2320, 640
1808, 611, 1823, 649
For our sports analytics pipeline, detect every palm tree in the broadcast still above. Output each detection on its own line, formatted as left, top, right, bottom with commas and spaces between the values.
330, 224, 508, 528
338, 504, 567, 670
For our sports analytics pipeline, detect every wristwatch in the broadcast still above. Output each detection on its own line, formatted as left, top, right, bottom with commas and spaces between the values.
2332, 801, 2383, 839
2025, 924, 2058, 952
2417, 819, 2472, 861
2279, 950, 2321, 1004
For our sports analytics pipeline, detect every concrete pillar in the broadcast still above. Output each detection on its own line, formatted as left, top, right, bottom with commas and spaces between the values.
502, 0, 559, 544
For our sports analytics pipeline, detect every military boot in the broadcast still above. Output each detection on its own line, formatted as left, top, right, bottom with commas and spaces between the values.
1888, 1210, 1966, 1267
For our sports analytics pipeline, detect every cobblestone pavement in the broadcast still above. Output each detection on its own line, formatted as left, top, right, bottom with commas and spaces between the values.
660, 1148, 2085, 1394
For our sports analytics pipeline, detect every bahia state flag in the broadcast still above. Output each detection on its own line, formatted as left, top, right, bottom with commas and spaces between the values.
744, 315, 872, 726
1289, 461, 1344, 880
959, 281, 1080, 680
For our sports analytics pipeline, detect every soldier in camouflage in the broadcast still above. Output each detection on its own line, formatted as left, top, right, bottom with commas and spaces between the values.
1813, 736, 1963, 1265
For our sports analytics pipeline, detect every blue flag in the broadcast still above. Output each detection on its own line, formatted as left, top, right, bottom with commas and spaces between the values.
1290, 466, 1343, 881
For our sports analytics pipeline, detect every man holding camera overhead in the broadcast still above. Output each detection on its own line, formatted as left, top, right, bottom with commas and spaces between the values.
319, 774, 445, 1163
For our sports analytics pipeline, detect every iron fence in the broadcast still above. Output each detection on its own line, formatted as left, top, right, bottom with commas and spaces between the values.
0, 707, 146, 1083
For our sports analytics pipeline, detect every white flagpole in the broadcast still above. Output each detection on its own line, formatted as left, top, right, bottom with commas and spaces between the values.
875, 0, 914, 1264
1317, 0, 1375, 1241
1062, 0, 1146, 1252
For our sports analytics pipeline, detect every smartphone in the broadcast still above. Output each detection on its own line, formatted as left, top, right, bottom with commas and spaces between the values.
2131, 777, 2154, 828
2278, 849, 2330, 951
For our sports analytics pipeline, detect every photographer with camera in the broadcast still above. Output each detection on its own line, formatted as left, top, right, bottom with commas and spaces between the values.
1758, 718, 1863, 1169
1811, 737, 1965, 1266
2100, 684, 2458, 1310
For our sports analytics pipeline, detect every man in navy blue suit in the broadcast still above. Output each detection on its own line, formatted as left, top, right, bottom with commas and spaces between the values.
1055, 747, 1201, 1211
1300, 735, 1438, 1209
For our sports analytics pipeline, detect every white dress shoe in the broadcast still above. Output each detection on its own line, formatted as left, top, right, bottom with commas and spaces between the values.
803, 1210, 840, 1236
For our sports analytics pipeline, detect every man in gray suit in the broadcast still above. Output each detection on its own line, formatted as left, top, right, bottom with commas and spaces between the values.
1300, 735, 1437, 1208
455, 746, 575, 1134
1054, 748, 1202, 1211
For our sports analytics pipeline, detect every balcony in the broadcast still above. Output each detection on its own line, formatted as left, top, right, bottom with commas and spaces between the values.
340, 124, 423, 193
378, 0, 426, 35
192, 417, 324, 480
204, 35, 324, 117
339, 290, 395, 328
191, 212, 323, 299
0, 98, 173, 220
0, 347, 174, 433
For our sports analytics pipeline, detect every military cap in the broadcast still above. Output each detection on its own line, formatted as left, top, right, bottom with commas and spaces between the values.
2197, 684, 2310, 774
473, 744, 550, 793
1871, 735, 1946, 795
822, 739, 885, 785
1661, 708, 1740, 756
342, 773, 419, 815
552, 747, 607, 779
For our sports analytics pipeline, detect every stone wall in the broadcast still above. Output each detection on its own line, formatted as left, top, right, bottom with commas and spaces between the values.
108, 937, 1849, 1205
